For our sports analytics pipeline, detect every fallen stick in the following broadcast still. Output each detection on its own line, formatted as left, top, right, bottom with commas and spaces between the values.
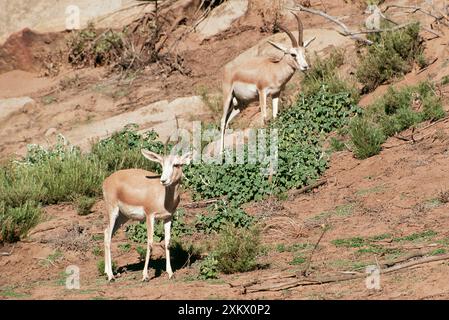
417, 57, 439, 74
286, 5, 373, 45
182, 197, 224, 209
302, 225, 328, 277
288, 179, 327, 197
244, 253, 449, 293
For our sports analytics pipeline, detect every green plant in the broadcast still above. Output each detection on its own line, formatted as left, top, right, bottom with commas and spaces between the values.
0, 200, 41, 243
75, 195, 96, 215
214, 224, 261, 274
357, 22, 423, 92
136, 246, 146, 261
441, 75, 449, 85
126, 209, 192, 243
290, 254, 306, 265
349, 81, 445, 159
349, 118, 384, 159
185, 86, 359, 205
329, 137, 346, 152
118, 243, 131, 253
195, 201, 254, 234
302, 49, 359, 101
97, 259, 117, 276
198, 255, 219, 280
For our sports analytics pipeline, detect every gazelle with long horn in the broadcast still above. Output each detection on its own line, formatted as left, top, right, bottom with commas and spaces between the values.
102, 137, 192, 282
219, 12, 315, 153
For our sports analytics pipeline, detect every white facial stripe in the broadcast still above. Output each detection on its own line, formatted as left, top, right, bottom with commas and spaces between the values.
161, 158, 174, 183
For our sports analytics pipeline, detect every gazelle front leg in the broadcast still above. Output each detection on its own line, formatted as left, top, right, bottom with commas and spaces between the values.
258, 89, 268, 125
272, 95, 279, 119
142, 213, 155, 282
104, 206, 119, 282
164, 218, 174, 279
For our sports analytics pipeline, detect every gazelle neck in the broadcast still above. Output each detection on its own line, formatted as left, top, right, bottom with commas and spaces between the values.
164, 182, 180, 212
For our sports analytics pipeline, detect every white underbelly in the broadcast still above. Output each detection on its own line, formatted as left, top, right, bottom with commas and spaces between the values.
118, 201, 146, 221
233, 82, 258, 101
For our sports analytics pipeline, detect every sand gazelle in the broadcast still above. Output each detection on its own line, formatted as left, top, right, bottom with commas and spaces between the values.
219, 12, 315, 153
102, 146, 192, 282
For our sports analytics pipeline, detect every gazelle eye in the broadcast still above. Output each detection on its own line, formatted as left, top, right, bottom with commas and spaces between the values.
291, 53, 297, 57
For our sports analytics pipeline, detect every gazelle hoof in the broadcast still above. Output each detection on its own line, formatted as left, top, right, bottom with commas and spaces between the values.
107, 276, 115, 283
168, 272, 174, 280
142, 276, 150, 282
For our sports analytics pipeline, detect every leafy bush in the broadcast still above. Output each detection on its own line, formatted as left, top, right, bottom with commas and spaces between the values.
0, 126, 164, 243
349, 81, 445, 159
214, 224, 262, 274
349, 118, 385, 159
0, 201, 41, 242
302, 49, 359, 101
126, 209, 193, 243
67, 23, 124, 68
75, 195, 96, 216
195, 201, 254, 234
198, 255, 219, 280
185, 86, 359, 204
91, 124, 164, 174
97, 259, 118, 276
357, 22, 423, 92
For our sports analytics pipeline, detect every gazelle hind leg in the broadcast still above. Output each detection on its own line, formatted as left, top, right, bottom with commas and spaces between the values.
104, 205, 119, 281
220, 91, 235, 154
142, 213, 155, 282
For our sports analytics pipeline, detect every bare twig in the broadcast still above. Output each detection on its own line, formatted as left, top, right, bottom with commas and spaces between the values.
288, 179, 327, 197
286, 5, 373, 45
244, 253, 449, 293
302, 225, 328, 276
383, 4, 448, 23
182, 197, 223, 208
417, 57, 438, 74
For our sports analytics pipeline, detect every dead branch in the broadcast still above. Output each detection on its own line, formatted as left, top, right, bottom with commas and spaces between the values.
288, 179, 327, 197
383, 4, 448, 23
286, 5, 373, 45
417, 57, 439, 74
242, 253, 449, 293
182, 197, 223, 208
302, 225, 328, 276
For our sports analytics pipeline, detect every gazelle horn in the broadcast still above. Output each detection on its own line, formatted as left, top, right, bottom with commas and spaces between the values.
291, 11, 304, 46
277, 24, 298, 47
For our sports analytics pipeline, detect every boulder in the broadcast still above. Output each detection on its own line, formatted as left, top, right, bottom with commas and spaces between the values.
196, 0, 249, 39
0, 97, 35, 122
64, 96, 209, 150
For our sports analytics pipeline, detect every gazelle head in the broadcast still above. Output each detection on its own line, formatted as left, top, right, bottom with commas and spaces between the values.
268, 12, 315, 72
141, 149, 192, 187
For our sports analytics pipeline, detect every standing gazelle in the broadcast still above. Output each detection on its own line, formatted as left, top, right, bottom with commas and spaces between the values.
219, 12, 315, 153
102, 148, 192, 282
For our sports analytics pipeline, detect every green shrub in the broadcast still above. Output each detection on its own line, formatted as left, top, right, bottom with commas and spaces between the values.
97, 259, 118, 276
357, 22, 423, 92
349, 118, 385, 159
302, 49, 359, 101
349, 81, 445, 159
75, 195, 96, 216
214, 224, 261, 274
126, 209, 193, 243
185, 86, 359, 204
198, 255, 219, 280
67, 23, 124, 68
195, 201, 254, 234
0, 201, 41, 243
91, 124, 164, 174
329, 137, 346, 152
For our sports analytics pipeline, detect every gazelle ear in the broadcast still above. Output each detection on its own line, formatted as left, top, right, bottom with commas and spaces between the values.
303, 36, 316, 48
141, 149, 163, 164
175, 152, 192, 165
267, 41, 288, 53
